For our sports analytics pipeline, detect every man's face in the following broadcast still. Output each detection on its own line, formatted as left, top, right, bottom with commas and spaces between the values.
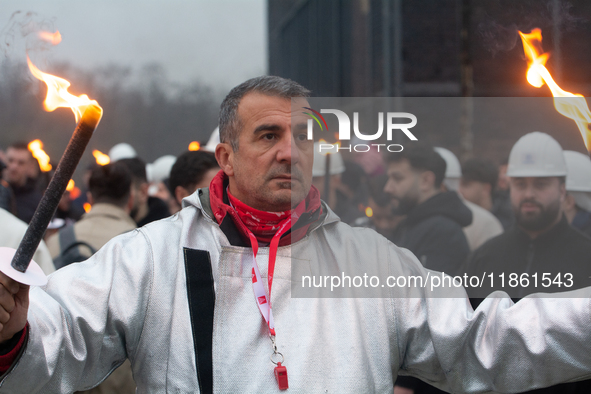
222, 93, 313, 212
459, 179, 489, 207
510, 176, 565, 233
5, 148, 33, 187
497, 164, 509, 191
384, 160, 421, 215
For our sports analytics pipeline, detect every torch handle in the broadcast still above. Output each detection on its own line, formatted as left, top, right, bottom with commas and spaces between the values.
10, 110, 98, 272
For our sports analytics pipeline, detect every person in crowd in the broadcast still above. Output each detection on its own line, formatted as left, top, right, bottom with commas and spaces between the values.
562, 150, 591, 238
468, 132, 591, 393
0, 207, 55, 275
385, 144, 472, 274
2, 77, 591, 393
459, 157, 498, 212
46, 161, 136, 263
335, 160, 369, 224
3, 142, 43, 223
47, 162, 136, 394
311, 142, 345, 209
311, 144, 365, 224
0, 146, 5, 168
0, 159, 16, 215
55, 187, 85, 223
168, 150, 219, 208
353, 174, 402, 240
389, 145, 471, 394
117, 157, 170, 227
147, 155, 179, 214
70, 163, 98, 216
108, 142, 137, 163
492, 157, 515, 229
469, 132, 591, 294
435, 149, 503, 251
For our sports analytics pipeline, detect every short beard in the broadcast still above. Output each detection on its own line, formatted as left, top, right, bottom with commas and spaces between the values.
515, 198, 561, 233
393, 193, 419, 215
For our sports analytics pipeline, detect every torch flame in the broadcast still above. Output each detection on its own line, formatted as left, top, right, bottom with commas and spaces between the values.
188, 141, 201, 151
28, 139, 52, 172
27, 55, 102, 124
66, 179, 81, 199
93, 150, 110, 166
83, 202, 92, 213
365, 207, 373, 217
519, 28, 591, 149
38, 30, 62, 45
66, 179, 75, 192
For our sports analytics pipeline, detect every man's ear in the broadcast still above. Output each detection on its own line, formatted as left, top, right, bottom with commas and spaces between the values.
564, 193, 576, 210
559, 181, 567, 203
215, 143, 235, 176
420, 170, 436, 191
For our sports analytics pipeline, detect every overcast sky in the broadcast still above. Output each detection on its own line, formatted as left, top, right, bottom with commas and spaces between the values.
1, 0, 267, 92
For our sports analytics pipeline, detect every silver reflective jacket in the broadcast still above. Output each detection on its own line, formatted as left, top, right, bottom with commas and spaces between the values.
1, 189, 591, 393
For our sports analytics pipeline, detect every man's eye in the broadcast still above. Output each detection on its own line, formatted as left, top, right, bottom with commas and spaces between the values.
296, 133, 308, 141
263, 134, 275, 140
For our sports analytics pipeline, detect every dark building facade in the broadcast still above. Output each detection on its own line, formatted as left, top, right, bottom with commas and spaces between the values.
268, 0, 591, 159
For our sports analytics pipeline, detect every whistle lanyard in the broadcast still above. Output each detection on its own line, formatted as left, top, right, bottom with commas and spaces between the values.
245, 218, 291, 390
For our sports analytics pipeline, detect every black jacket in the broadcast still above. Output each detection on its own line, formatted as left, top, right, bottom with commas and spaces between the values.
468, 216, 591, 299
392, 191, 472, 275
467, 217, 591, 393
572, 209, 591, 238
394, 194, 473, 394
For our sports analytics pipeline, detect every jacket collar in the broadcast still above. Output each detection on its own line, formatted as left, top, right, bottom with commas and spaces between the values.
183, 187, 338, 247
82, 203, 136, 226
509, 214, 571, 244
404, 191, 473, 228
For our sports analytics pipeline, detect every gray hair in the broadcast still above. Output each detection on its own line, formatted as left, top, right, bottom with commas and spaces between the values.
219, 76, 310, 151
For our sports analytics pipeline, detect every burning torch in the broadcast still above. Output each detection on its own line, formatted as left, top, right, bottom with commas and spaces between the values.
0, 56, 103, 286
518, 28, 591, 154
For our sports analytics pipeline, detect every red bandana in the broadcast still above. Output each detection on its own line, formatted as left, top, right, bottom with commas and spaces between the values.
209, 170, 321, 390
209, 170, 322, 246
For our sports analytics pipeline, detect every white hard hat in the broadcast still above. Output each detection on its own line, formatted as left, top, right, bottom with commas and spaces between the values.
507, 132, 567, 177
563, 150, 591, 212
564, 151, 591, 192
109, 143, 137, 162
434, 147, 462, 179
203, 127, 220, 152
312, 142, 345, 177
146, 155, 176, 184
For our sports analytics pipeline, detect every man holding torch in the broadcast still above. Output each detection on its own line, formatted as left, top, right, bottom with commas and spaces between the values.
1, 76, 591, 393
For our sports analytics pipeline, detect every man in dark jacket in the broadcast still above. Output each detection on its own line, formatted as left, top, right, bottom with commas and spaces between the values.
468, 132, 591, 394
384, 143, 472, 275
3, 142, 42, 223
118, 157, 170, 227
386, 143, 472, 394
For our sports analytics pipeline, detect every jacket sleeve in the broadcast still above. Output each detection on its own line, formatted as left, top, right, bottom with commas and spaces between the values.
0, 229, 154, 393
390, 245, 591, 394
